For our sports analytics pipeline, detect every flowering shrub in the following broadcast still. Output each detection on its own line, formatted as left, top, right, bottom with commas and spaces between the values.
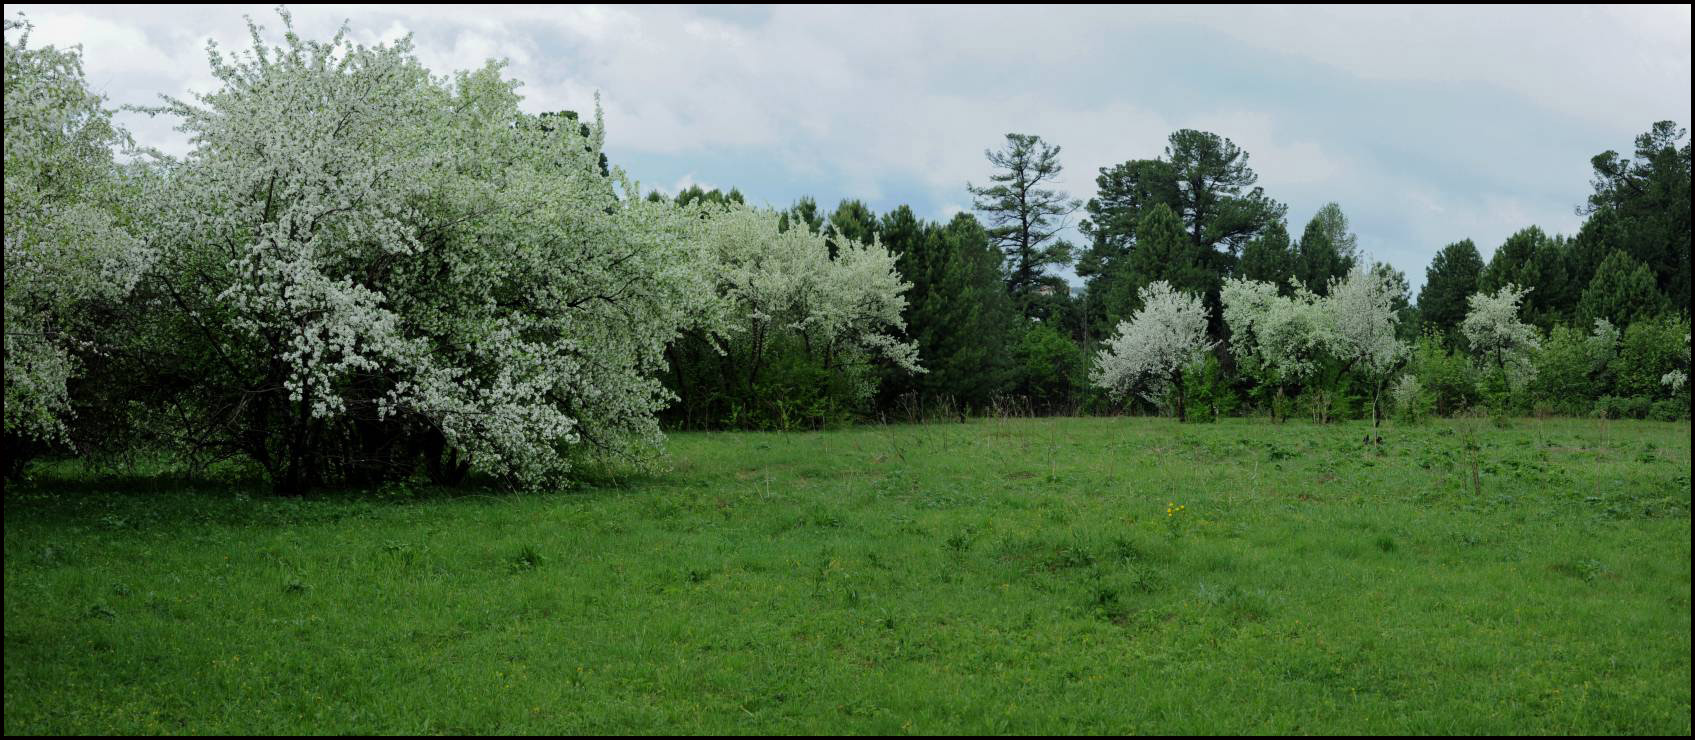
1390, 374, 1431, 423
1220, 278, 1325, 421
132, 13, 712, 491
665, 203, 922, 429
3, 18, 151, 453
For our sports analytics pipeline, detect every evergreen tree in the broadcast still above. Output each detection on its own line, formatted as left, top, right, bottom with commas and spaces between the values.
968, 133, 1080, 318
1164, 129, 1287, 263
1078, 158, 1182, 278
1479, 226, 1572, 329
1081, 130, 1286, 340
1579, 250, 1668, 327
825, 198, 879, 256
1238, 220, 1297, 290
1580, 121, 1692, 313
1294, 205, 1357, 296
777, 195, 824, 234
1125, 203, 1211, 304
916, 215, 1023, 407
875, 209, 1020, 412
1418, 239, 1483, 339
674, 184, 744, 208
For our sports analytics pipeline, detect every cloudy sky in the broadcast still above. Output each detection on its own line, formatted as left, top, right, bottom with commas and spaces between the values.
11, 4, 1692, 290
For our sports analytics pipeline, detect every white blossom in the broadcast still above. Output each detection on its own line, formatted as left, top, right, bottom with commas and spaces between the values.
1322, 266, 1410, 430
1663, 332, 1691, 392
1462, 284, 1541, 386
688, 204, 922, 402
1221, 277, 1327, 395
1091, 281, 1212, 409
1322, 266, 1408, 380
3, 16, 152, 442
136, 12, 709, 487
1390, 373, 1424, 416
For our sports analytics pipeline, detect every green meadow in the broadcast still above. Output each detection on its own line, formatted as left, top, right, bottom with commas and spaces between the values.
4, 416, 1690, 734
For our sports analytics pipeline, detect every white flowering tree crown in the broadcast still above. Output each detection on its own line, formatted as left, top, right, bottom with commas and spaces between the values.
1091, 281, 1212, 417
135, 11, 712, 490
4, 16, 152, 444
1462, 284, 1542, 386
1322, 265, 1411, 432
1220, 277, 1327, 394
1322, 266, 1408, 380
686, 203, 923, 406
1663, 332, 1690, 393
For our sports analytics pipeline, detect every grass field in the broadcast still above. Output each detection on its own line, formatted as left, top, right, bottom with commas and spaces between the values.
4, 416, 1690, 734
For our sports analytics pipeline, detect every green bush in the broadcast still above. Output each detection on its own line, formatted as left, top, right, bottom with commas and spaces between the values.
1592, 396, 1621, 419
1611, 317, 1691, 399
1620, 396, 1653, 420
1533, 322, 1616, 410
1012, 323, 1085, 414
1410, 334, 1476, 415
1183, 355, 1239, 423
1648, 398, 1689, 421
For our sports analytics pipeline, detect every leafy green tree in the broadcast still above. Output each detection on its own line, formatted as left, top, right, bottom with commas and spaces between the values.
1578, 250, 1668, 327
1533, 320, 1618, 414
1417, 239, 1483, 340
968, 133, 1080, 318
1407, 332, 1477, 415
1609, 316, 1692, 399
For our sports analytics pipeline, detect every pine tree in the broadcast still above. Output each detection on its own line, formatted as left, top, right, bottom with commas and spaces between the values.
1418, 239, 1483, 340
1579, 250, 1668, 327
1238, 220, 1297, 290
968, 133, 1080, 318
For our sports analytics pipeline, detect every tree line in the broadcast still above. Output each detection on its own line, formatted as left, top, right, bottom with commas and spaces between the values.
658, 122, 1689, 430
4, 13, 1690, 494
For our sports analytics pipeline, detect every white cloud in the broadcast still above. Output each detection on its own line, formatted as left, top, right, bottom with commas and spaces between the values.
654, 173, 718, 198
